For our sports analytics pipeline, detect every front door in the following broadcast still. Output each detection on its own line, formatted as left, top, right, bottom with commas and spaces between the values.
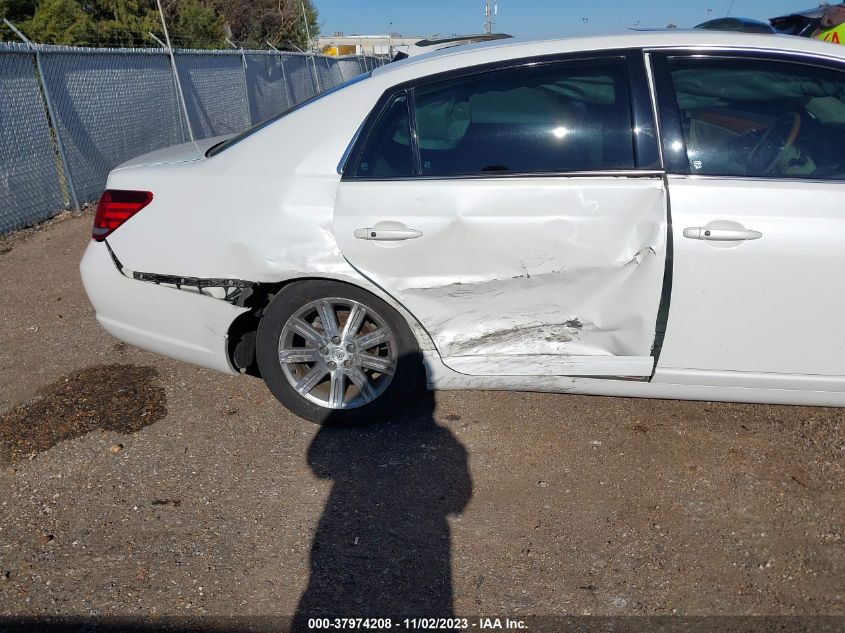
652, 51, 845, 388
335, 54, 669, 377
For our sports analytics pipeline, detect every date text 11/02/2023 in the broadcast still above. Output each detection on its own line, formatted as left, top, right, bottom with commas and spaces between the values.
307, 617, 529, 630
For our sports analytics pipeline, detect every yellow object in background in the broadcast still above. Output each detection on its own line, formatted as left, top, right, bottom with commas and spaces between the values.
818, 23, 845, 44
322, 45, 357, 56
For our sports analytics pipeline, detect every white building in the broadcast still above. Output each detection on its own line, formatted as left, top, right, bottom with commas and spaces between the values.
317, 34, 423, 57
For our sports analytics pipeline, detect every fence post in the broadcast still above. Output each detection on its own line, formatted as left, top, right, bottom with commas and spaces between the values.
4, 19, 80, 211
228, 38, 253, 126
300, 1, 321, 93
268, 43, 293, 109
241, 49, 253, 124
324, 55, 333, 89
154, 0, 194, 142
310, 54, 322, 93
289, 44, 319, 96
149, 32, 186, 143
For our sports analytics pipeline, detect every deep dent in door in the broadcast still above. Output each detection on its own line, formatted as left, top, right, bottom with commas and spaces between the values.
335, 179, 668, 369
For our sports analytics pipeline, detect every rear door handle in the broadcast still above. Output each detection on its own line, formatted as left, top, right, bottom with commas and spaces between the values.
354, 228, 422, 241
683, 227, 762, 242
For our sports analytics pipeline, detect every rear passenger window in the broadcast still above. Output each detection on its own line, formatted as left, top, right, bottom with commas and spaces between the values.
413, 59, 635, 176
667, 56, 845, 180
353, 93, 414, 178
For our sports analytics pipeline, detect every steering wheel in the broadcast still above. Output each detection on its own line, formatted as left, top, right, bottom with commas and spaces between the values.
747, 113, 802, 175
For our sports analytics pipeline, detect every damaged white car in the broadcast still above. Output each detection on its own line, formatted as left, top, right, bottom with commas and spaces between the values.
81, 31, 845, 424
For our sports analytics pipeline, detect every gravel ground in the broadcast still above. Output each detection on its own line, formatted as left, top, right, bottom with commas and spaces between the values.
0, 213, 843, 628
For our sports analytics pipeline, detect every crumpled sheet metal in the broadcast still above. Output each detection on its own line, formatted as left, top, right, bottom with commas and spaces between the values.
335, 177, 667, 369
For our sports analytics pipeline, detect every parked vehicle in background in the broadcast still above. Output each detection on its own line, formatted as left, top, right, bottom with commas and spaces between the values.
697, 5, 845, 41
694, 18, 776, 34
81, 31, 845, 425
770, 5, 828, 37
393, 33, 512, 60
809, 3, 845, 43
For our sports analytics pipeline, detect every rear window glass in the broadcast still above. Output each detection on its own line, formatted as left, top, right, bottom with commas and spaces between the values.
413, 59, 634, 176
353, 93, 415, 178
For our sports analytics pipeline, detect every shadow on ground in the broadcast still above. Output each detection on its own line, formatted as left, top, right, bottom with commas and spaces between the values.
294, 385, 473, 625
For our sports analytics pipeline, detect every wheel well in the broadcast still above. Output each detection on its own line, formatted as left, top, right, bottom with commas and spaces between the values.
227, 277, 395, 377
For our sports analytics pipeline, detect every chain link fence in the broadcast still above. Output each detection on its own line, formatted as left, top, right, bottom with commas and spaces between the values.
0, 42, 384, 234
0, 43, 66, 231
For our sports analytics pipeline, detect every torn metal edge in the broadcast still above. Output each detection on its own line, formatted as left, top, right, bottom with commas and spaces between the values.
103, 240, 256, 308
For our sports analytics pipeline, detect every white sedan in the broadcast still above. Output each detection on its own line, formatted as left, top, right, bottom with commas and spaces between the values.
81, 31, 845, 424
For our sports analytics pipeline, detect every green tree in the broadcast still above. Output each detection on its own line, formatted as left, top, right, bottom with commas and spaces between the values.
213, 0, 319, 50
85, 0, 161, 47
2, 0, 38, 23
1, 0, 293, 48
20, 0, 95, 45
164, 0, 225, 48
1, 0, 36, 41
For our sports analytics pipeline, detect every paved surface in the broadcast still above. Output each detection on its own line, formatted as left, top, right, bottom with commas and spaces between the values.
0, 213, 843, 622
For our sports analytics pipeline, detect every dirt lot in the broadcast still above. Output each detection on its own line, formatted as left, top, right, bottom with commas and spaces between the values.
0, 213, 843, 628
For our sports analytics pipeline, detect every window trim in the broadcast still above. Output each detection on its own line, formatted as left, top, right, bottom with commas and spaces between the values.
350, 90, 416, 179
649, 49, 845, 181
628, 50, 662, 170
341, 49, 660, 181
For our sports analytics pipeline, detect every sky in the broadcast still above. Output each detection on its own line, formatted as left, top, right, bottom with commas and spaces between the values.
316, 1, 817, 38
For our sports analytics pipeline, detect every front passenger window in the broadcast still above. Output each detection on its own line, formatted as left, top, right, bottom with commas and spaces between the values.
667, 56, 845, 180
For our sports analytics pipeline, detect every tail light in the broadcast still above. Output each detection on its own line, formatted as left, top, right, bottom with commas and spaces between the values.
92, 190, 153, 241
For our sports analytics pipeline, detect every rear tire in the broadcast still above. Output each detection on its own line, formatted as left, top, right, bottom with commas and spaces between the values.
256, 280, 424, 426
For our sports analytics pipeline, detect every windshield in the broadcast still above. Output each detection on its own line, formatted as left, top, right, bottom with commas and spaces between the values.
206, 71, 372, 158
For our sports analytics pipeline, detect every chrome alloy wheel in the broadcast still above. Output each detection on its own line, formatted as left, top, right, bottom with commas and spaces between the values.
278, 297, 398, 410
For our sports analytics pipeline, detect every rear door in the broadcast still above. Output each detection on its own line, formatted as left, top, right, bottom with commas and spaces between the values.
334, 52, 669, 377
651, 50, 845, 389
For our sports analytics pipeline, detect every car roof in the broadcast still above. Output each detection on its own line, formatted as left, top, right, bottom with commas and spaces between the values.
372, 30, 845, 80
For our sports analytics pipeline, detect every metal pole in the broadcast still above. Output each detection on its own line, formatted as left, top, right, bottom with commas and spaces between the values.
324, 55, 333, 89
3, 18, 29, 44
287, 42, 318, 96
358, 37, 367, 73
301, 1, 321, 92
150, 32, 186, 143
155, 0, 194, 142
35, 53, 80, 210
311, 53, 321, 93
484, 0, 495, 34
228, 38, 254, 126
268, 42, 293, 109
4, 19, 80, 211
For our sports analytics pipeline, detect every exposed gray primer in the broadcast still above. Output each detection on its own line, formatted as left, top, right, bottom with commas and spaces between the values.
446, 320, 594, 356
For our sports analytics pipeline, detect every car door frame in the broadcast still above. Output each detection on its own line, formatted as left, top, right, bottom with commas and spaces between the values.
335, 48, 675, 378
646, 45, 845, 175
647, 45, 845, 388
340, 49, 663, 180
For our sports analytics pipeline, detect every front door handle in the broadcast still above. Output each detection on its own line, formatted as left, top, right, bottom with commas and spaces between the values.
683, 227, 762, 242
354, 228, 422, 241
